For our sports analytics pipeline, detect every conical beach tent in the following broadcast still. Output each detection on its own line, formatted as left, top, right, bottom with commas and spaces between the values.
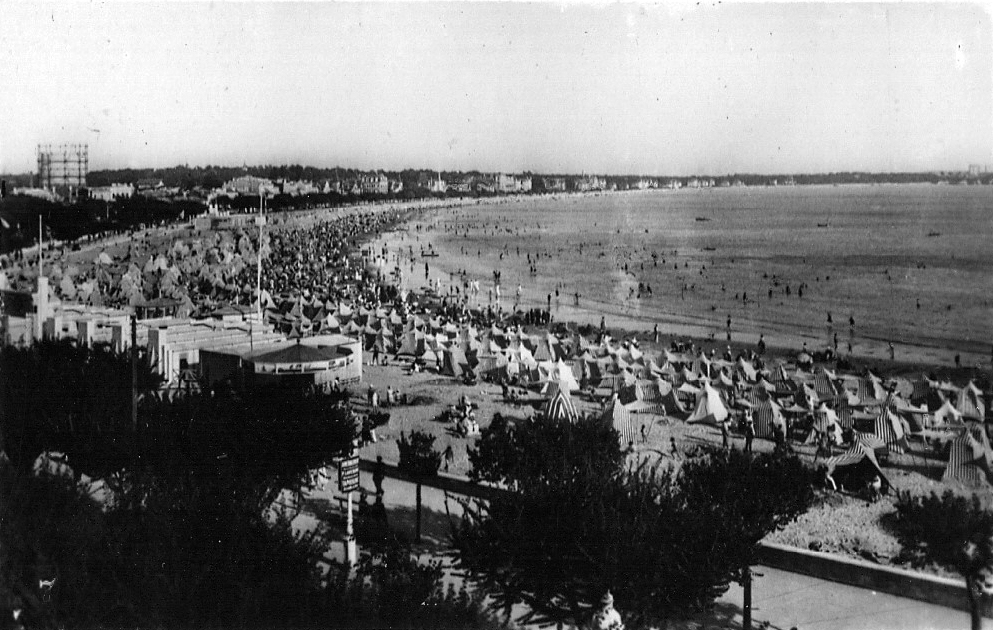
542, 384, 580, 423
686, 382, 729, 425
943, 424, 993, 488
826, 441, 890, 494
873, 393, 910, 454
602, 395, 638, 445
753, 398, 786, 439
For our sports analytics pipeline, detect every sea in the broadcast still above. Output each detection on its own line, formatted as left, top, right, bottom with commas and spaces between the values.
386, 184, 993, 364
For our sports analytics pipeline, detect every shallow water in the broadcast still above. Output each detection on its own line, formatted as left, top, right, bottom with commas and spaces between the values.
406, 185, 992, 359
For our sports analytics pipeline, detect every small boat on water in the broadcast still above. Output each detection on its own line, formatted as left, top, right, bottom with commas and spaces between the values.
695, 217, 711, 222
702, 247, 717, 251
927, 231, 941, 237
420, 251, 439, 258
817, 223, 830, 228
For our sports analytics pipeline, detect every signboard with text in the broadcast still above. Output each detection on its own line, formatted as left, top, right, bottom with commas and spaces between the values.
338, 456, 360, 493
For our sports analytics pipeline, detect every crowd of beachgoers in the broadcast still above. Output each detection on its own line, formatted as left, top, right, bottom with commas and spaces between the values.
3, 191, 993, 577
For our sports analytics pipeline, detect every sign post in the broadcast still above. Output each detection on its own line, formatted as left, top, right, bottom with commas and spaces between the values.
338, 454, 360, 569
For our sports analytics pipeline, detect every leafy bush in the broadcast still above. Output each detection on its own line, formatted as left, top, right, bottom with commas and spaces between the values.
894, 490, 993, 630
326, 541, 507, 629
456, 424, 814, 629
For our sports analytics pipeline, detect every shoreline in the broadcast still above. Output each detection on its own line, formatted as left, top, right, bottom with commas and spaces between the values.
5, 187, 991, 379
367, 192, 993, 374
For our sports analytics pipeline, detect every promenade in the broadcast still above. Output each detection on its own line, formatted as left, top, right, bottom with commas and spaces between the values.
300, 467, 984, 630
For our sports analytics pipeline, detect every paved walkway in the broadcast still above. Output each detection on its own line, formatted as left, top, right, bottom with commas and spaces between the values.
296, 469, 985, 629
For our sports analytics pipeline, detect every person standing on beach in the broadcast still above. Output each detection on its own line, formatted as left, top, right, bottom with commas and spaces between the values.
373, 456, 386, 496
744, 412, 755, 453
888, 342, 895, 360
654, 323, 660, 343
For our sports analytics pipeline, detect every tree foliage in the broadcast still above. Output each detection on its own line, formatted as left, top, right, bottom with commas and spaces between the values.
0, 340, 161, 473
326, 539, 507, 630
0, 340, 362, 629
397, 430, 442, 481
455, 420, 815, 629
467, 413, 623, 490
894, 490, 993, 630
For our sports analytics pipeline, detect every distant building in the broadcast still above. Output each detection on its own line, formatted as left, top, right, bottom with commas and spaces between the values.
89, 183, 135, 202
199, 334, 362, 390
474, 176, 497, 194
224, 175, 276, 196
968, 164, 983, 177
11, 187, 58, 202
448, 177, 473, 193
277, 180, 319, 196
418, 172, 447, 193
571, 175, 606, 192
542, 177, 567, 192
497, 173, 521, 193
360, 172, 389, 195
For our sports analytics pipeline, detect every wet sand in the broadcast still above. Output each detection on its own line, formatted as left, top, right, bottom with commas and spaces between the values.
370, 187, 993, 371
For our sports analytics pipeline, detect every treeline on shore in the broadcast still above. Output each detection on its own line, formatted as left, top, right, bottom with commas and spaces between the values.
4, 164, 991, 192
0, 195, 202, 255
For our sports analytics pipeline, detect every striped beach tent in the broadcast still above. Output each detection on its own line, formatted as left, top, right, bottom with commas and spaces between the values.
813, 403, 844, 444
943, 424, 993, 488
753, 398, 786, 439
832, 395, 854, 430
542, 385, 580, 423
857, 374, 887, 404
602, 395, 639, 445
957, 382, 987, 422
910, 375, 935, 406
814, 370, 839, 400
872, 393, 909, 454
826, 440, 890, 494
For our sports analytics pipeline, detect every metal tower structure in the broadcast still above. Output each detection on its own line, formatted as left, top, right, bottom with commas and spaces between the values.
36, 143, 88, 191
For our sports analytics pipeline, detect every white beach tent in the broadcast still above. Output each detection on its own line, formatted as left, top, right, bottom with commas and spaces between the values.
931, 399, 965, 428
686, 382, 730, 426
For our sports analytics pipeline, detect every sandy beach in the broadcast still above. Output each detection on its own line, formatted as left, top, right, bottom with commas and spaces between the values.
369, 186, 993, 371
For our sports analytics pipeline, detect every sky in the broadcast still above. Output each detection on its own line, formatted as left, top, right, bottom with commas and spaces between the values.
1, 2, 991, 176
